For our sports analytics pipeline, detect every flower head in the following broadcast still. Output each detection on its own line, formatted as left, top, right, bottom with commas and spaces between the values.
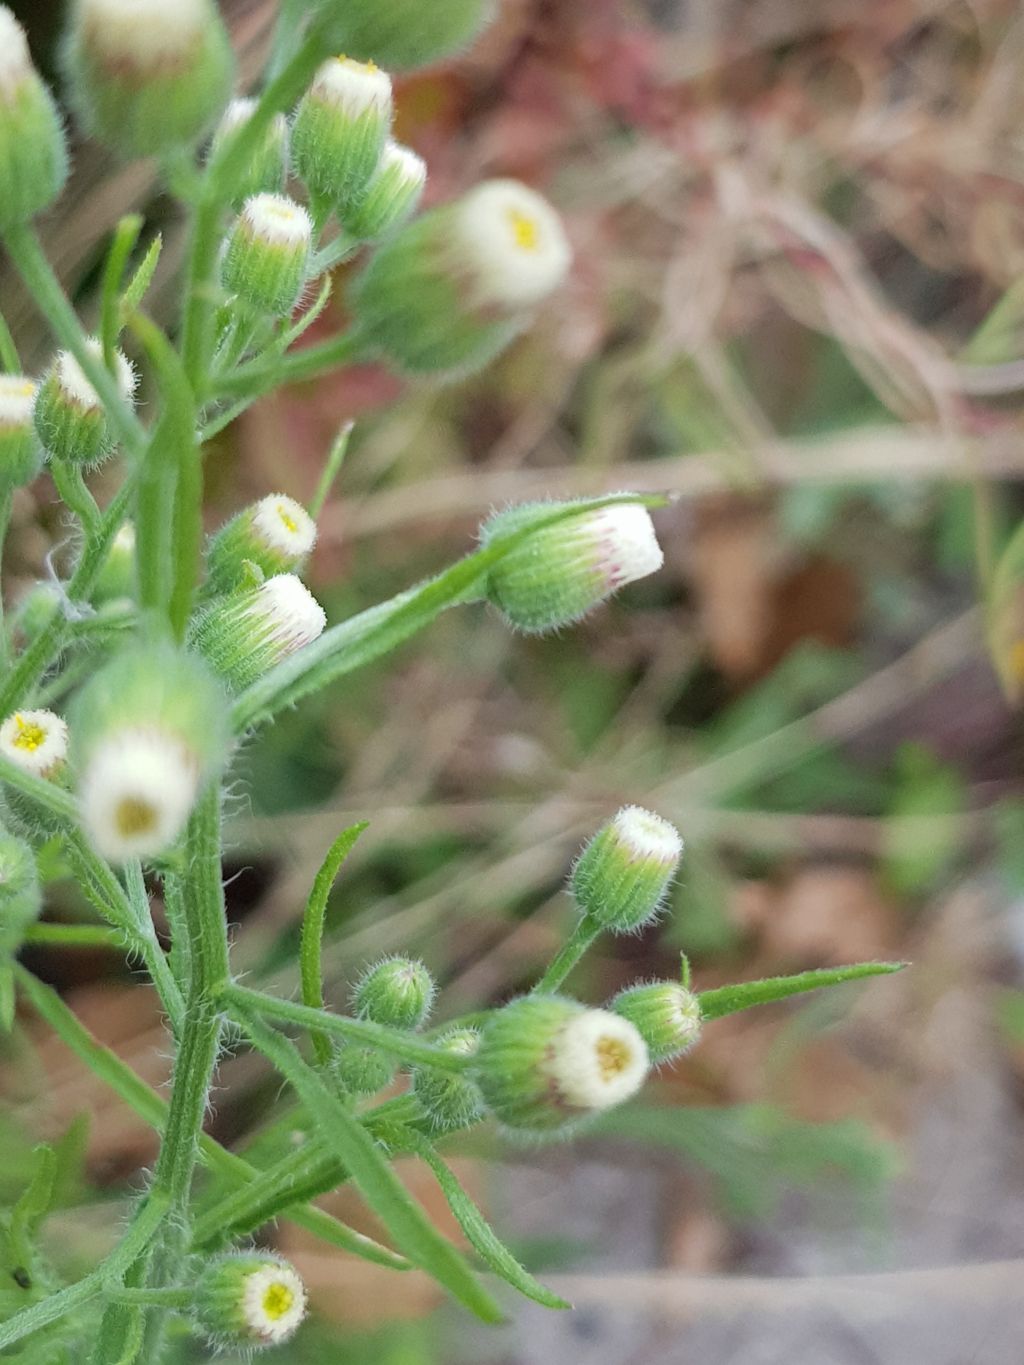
353, 955, 435, 1030
79, 729, 199, 861
194, 1253, 306, 1350
33, 339, 137, 467
319, 0, 496, 70
221, 194, 312, 317
0, 709, 68, 780
211, 98, 288, 203
474, 995, 650, 1137
189, 574, 326, 693
571, 805, 683, 933
291, 57, 393, 207
309, 56, 392, 118
480, 499, 664, 634
412, 1027, 484, 1133
347, 139, 426, 240
206, 494, 317, 593
0, 6, 68, 226
451, 179, 572, 310
0, 374, 43, 490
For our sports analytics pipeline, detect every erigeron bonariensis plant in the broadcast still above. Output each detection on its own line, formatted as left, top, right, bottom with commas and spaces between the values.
0, 1, 905, 1356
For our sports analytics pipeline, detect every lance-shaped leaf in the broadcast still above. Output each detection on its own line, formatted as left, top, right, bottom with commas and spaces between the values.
409, 1135, 570, 1311
300, 821, 368, 1066
697, 961, 906, 1021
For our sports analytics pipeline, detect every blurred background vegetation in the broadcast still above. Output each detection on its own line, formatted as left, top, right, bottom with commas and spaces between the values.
4, 0, 1024, 1359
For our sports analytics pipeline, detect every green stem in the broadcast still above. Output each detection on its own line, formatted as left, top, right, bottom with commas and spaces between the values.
0, 488, 11, 668
214, 327, 368, 400
531, 920, 603, 994
223, 984, 475, 1071
2, 223, 146, 457
24, 922, 122, 949
105, 1287, 191, 1309
51, 462, 102, 538
0, 308, 21, 371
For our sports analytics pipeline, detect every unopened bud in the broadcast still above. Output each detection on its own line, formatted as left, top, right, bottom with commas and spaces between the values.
0, 375, 44, 492
610, 981, 701, 1064
33, 340, 137, 468
353, 955, 435, 1030
291, 57, 393, 209
63, 0, 234, 157
475, 995, 649, 1137
92, 522, 136, 604
189, 574, 326, 693
0, 7, 68, 227
0, 826, 41, 956
352, 179, 571, 375
210, 98, 289, 205
320, 0, 496, 70
193, 1253, 306, 1351
221, 194, 313, 318
72, 642, 229, 862
412, 1027, 483, 1133
206, 494, 317, 594
346, 140, 426, 241
571, 806, 682, 933
334, 1044, 395, 1096
480, 500, 663, 634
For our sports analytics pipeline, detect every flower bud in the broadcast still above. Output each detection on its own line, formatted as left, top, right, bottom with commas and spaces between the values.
319, 0, 495, 70
63, 0, 234, 157
609, 981, 701, 1064
479, 500, 663, 634
291, 57, 393, 209
346, 140, 426, 241
475, 995, 649, 1137
221, 194, 313, 318
33, 340, 137, 468
0, 375, 44, 492
91, 522, 136, 604
351, 179, 571, 375
206, 493, 318, 594
0, 826, 41, 955
210, 98, 289, 206
411, 1027, 483, 1134
193, 1253, 306, 1351
571, 806, 682, 934
334, 1044, 395, 1096
189, 574, 326, 693
0, 7, 68, 228
71, 642, 230, 862
353, 955, 435, 1030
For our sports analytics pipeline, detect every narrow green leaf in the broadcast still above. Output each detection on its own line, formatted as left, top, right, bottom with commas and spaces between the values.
100, 215, 142, 366
118, 234, 163, 321
10, 1147, 56, 1246
697, 962, 907, 1021
409, 1136, 570, 1311
231, 494, 667, 732
232, 1005, 505, 1323
300, 821, 368, 1065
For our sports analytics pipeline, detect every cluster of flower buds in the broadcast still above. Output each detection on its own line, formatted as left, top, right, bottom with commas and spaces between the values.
193, 1253, 306, 1351
210, 98, 289, 206
0, 375, 44, 493
337, 955, 435, 1094
474, 995, 649, 1138
63, 0, 233, 157
480, 499, 664, 634
71, 642, 229, 862
320, 0, 496, 70
0, 7, 67, 228
33, 340, 137, 469
351, 179, 572, 375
